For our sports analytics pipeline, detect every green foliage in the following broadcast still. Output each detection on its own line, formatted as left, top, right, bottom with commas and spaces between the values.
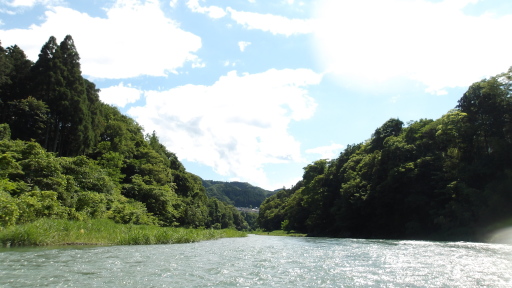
109, 197, 158, 225
3, 97, 48, 143
258, 67, 512, 241
16, 191, 69, 224
0, 36, 247, 235
146, 131, 185, 172
258, 186, 297, 231
0, 219, 246, 247
0, 124, 10, 141
206, 198, 249, 230
122, 175, 182, 226
203, 180, 274, 207
0, 42, 12, 91
241, 211, 259, 230
60, 156, 117, 195
0, 191, 18, 227
74, 192, 108, 219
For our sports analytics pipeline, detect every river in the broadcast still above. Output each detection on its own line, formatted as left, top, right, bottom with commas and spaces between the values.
1, 234, 511, 287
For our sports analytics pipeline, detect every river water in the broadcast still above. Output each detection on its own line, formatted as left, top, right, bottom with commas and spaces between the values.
1, 234, 512, 287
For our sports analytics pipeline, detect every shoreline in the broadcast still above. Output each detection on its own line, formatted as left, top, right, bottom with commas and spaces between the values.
0, 218, 247, 247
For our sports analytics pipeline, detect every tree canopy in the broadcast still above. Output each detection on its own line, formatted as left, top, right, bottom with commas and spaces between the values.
202, 180, 274, 208
0, 36, 248, 231
258, 67, 512, 241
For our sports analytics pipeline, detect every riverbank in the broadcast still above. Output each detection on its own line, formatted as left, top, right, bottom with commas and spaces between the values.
252, 230, 307, 237
0, 219, 247, 247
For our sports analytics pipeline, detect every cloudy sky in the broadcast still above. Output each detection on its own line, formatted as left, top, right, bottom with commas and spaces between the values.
1, 0, 512, 190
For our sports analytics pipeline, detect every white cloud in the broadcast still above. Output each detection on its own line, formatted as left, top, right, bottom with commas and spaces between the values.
238, 41, 251, 52
128, 68, 322, 188
223, 60, 236, 67
169, 0, 178, 8
227, 7, 314, 36
187, 0, 226, 19
0, 0, 201, 79
191, 58, 206, 68
99, 82, 142, 108
8, 0, 36, 7
306, 143, 344, 159
314, 0, 512, 94
6, 0, 63, 8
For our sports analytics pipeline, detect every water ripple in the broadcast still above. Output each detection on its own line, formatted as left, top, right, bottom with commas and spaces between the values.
1, 235, 511, 287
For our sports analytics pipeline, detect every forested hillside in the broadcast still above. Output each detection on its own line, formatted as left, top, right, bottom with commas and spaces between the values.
202, 180, 274, 207
258, 67, 512, 241
0, 36, 249, 231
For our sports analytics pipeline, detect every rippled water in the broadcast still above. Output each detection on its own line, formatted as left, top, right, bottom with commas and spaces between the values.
1, 235, 512, 287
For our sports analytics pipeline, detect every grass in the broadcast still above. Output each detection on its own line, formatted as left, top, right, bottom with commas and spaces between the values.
0, 219, 247, 247
252, 229, 307, 237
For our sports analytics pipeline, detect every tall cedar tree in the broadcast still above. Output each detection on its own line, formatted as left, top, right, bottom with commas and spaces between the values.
31, 35, 93, 156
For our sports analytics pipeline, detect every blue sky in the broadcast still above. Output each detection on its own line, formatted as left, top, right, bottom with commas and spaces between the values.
1, 0, 512, 190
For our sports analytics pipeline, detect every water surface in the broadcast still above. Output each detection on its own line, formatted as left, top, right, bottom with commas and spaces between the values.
1, 235, 511, 287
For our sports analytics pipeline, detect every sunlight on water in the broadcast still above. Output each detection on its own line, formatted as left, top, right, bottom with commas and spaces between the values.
1, 235, 511, 287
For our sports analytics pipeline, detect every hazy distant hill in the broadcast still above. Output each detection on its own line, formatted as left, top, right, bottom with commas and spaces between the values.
202, 180, 276, 208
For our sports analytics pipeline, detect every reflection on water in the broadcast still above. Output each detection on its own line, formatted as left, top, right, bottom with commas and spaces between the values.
1, 235, 511, 287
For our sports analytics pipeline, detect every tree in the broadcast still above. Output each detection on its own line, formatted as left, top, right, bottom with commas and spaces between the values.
0, 36, 263, 231
30, 36, 65, 153
3, 45, 32, 102
370, 118, 404, 151
122, 175, 182, 226
4, 97, 48, 143
0, 41, 12, 93
0, 124, 10, 141
58, 35, 94, 155
30, 35, 93, 156
457, 76, 511, 156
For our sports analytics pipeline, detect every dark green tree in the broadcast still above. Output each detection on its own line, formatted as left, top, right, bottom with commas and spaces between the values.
30, 35, 93, 156
3, 97, 48, 142
3, 45, 32, 102
0, 41, 12, 94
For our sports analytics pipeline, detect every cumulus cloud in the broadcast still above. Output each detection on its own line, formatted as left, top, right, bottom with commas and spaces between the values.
128, 68, 322, 188
238, 41, 251, 52
227, 7, 314, 36
186, 0, 226, 19
99, 82, 142, 108
0, 0, 201, 79
313, 0, 512, 94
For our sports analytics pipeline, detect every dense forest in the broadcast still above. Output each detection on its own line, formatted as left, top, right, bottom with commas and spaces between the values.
203, 180, 275, 208
3, 36, 512, 241
258, 67, 512, 241
0, 36, 251, 231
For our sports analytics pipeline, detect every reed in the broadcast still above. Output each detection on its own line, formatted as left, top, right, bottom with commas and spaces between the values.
0, 219, 247, 247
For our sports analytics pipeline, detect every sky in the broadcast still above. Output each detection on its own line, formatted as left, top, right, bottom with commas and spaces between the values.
1, 0, 512, 190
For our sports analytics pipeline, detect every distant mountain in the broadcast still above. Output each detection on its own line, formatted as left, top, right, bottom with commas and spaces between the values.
202, 180, 275, 208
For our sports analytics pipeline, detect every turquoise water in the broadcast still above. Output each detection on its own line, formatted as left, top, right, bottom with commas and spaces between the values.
1, 235, 511, 287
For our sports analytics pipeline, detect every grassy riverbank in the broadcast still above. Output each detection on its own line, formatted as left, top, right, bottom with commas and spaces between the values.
0, 219, 247, 247
252, 230, 307, 237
